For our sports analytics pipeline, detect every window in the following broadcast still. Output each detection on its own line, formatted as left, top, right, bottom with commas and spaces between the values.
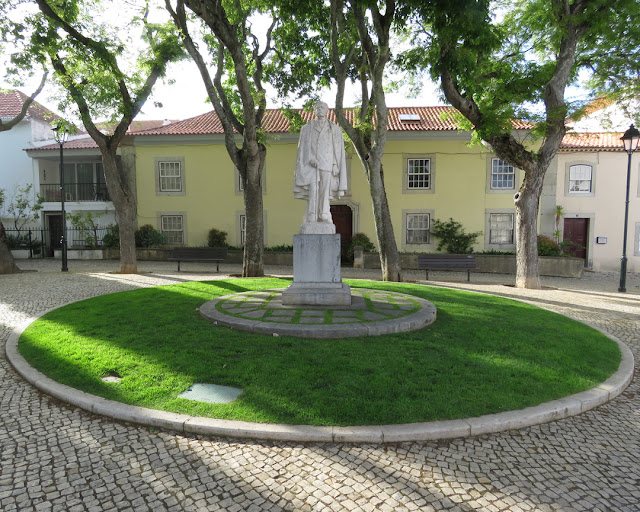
159, 161, 182, 192
491, 158, 515, 189
407, 158, 431, 189
50, 161, 106, 201
489, 213, 514, 244
155, 157, 185, 196
161, 215, 184, 245
406, 213, 430, 244
569, 164, 593, 193
240, 214, 246, 245
235, 164, 267, 195
403, 154, 436, 194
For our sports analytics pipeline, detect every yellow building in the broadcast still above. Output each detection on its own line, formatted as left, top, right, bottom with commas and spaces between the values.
132, 107, 534, 254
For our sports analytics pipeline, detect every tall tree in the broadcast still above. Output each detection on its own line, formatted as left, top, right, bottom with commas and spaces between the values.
406, 0, 636, 288
329, 0, 402, 282
0, 76, 47, 274
32, 0, 182, 273
166, 0, 276, 277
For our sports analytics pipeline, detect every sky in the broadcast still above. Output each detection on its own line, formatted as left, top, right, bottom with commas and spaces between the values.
133, 59, 445, 122
7, 56, 444, 124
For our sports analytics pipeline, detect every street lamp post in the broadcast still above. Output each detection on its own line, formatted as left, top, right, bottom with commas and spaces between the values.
53, 125, 69, 272
618, 124, 640, 292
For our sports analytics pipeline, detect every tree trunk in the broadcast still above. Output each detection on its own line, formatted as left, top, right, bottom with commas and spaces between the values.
514, 167, 545, 289
0, 221, 20, 274
242, 150, 265, 277
101, 150, 138, 274
369, 160, 402, 281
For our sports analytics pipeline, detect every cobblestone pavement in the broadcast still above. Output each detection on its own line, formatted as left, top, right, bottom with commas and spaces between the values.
1, 260, 639, 512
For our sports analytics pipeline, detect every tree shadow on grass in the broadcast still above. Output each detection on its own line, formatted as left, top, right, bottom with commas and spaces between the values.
17, 278, 621, 427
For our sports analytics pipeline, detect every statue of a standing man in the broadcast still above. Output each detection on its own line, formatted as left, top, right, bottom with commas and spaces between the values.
294, 101, 348, 225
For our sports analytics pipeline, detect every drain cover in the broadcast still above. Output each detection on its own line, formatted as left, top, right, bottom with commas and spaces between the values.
178, 383, 243, 404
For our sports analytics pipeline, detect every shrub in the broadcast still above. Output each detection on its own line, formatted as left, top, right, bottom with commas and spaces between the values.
135, 224, 167, 248
346, 233, 376, 261
265, 244, 294, 252
102, 224, 120, 248
537, 235, 562, 256
431, 218, 481, 254
207, 228, 228, 247
69, 211, 104, 248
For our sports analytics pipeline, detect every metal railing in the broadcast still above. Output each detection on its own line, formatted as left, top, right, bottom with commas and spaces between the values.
40, 183, 111, 202
5, 226, 112, 258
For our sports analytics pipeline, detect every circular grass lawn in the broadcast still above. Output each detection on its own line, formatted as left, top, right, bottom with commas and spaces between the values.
18, 278, 620, 427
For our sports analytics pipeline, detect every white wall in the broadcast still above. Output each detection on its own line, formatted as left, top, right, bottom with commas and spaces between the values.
556, 150, 640, 272
0, 119, 43, 229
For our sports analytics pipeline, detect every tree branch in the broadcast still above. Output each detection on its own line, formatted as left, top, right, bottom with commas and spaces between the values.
0, 72, 47, 132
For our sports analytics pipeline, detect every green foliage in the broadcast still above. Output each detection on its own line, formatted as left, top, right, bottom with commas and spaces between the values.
2, 184, 44, 235
68, 211, 104, 248
477, 249, 515, 255
537, 235, 584, 258
207, 228, 228, 248
264, 244, 294, 252
135, 224, 167, 248
346, 233, 376, 261
5, 233, 41, 252
101, 224, 120, 248
431, 218, 481, 254
537, 235, 562, 257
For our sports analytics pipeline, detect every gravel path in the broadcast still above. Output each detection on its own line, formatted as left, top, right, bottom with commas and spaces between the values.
1, 260, 639, 512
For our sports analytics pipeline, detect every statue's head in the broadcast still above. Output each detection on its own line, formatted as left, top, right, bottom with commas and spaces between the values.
314, 101, 329, 119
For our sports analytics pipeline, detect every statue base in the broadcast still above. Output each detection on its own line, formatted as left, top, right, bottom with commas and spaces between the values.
281, 233, 352, 306
299, 221, 335, 235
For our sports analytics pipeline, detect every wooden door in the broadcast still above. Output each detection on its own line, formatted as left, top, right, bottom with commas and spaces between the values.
48, 215, 63, 256
563, 218, 588, 261
330, 204, 353, 259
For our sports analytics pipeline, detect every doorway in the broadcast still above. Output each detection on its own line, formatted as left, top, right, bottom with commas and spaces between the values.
563, 218, 588, 263
47, 214, 63, 257
330, 204, 353, 261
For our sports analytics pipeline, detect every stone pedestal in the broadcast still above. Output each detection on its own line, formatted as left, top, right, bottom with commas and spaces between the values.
282, 232, 352, 306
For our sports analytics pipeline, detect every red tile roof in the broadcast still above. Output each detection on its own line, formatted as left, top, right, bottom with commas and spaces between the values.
0, 89, 60, 123
25, 107, 538, 152
26, 120, 179, 151
135, 106, 532, 136
96, 119, 179, 134
560, 132, 625, 151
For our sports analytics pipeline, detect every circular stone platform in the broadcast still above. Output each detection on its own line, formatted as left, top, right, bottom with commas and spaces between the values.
199, 288, 437, 338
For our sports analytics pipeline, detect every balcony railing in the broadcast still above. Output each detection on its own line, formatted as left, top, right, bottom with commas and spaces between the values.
40, 183, 111, 202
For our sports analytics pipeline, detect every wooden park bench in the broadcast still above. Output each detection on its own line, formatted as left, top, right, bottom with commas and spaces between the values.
417, 254, 477, 282
168, 247, 228, 272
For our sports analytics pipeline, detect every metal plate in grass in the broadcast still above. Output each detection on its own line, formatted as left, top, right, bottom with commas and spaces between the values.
178, 383, 243, 404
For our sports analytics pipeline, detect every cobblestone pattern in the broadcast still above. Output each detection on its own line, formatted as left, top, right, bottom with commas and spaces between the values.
1, 260, 639, 511
216, 288, 420, 324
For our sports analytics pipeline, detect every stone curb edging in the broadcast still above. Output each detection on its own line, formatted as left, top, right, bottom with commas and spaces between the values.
5, 305, 634, 444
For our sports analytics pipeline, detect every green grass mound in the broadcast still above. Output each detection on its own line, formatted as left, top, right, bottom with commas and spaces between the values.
18, 278, 620, 426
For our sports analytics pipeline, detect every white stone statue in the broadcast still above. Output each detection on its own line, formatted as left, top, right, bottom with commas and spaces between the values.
293, 101, 348, 225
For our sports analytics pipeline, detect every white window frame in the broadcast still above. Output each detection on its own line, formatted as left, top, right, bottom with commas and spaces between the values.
569, 165, 593, 193
158, 212, 186, 245
236, 210, 268, 246
403, 154, 436, 194
564, 161, 595, 197
485, 209, 516, 250
487, 157, 518, 193
234, 164, 267, 195
159, 161, 182, 192
155, 157, 185, 196
402, 209, 435, 249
